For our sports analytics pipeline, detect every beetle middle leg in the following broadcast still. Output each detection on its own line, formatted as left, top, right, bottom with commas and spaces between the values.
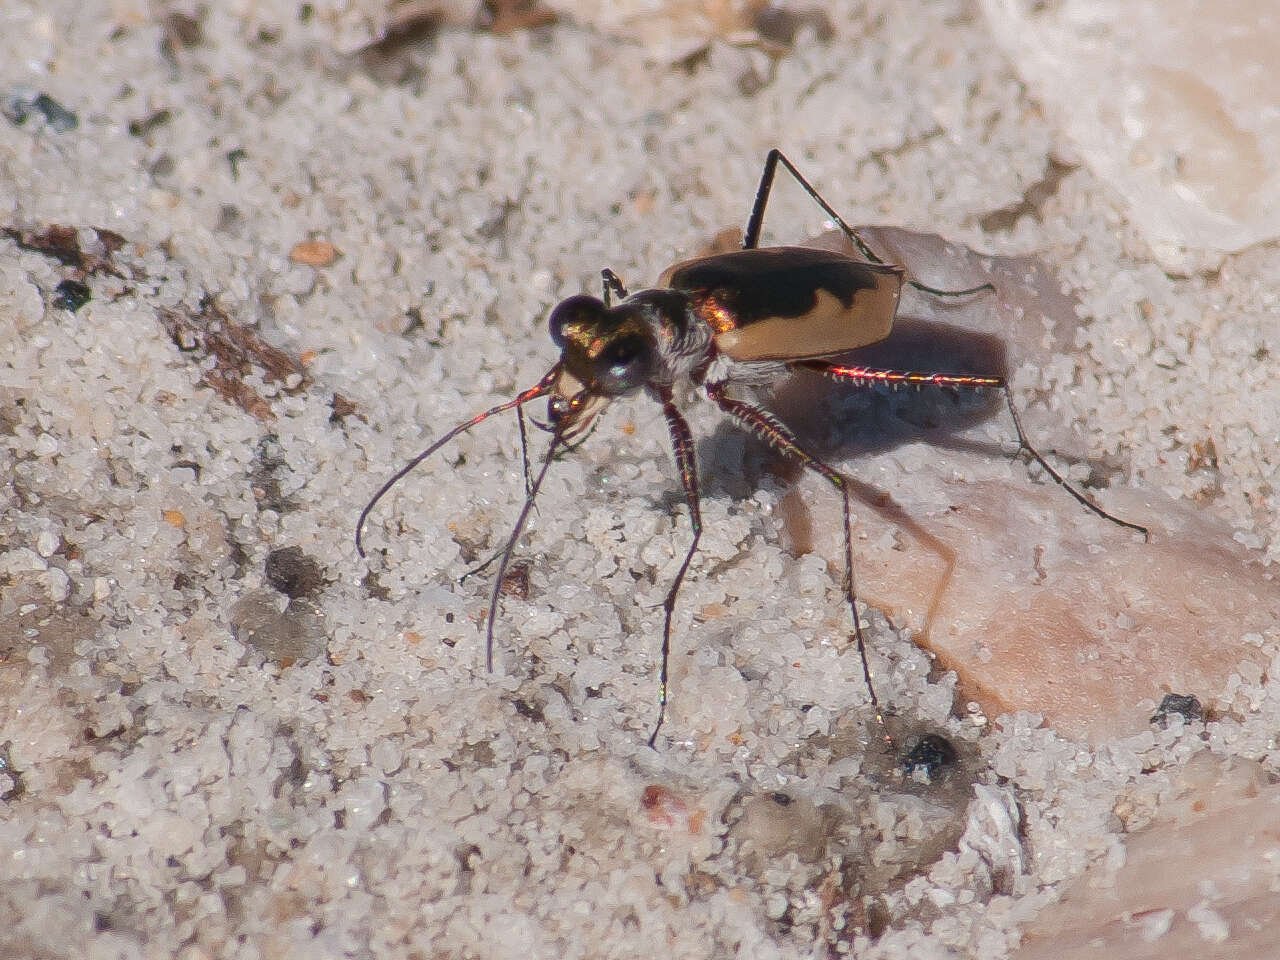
702, 380, 891, 737
744, 149, 992, 299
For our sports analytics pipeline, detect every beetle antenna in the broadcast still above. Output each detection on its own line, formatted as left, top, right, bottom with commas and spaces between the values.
355, 368, 557, 557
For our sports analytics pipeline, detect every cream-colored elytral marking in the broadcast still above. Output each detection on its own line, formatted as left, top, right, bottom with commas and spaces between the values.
714, 276, 903, 363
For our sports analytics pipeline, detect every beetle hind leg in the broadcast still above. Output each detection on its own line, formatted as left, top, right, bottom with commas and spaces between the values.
744, 149, 994, 299
799, 360, 1149, 539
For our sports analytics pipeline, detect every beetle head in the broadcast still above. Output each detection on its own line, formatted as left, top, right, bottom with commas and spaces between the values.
545, 294, 657, 438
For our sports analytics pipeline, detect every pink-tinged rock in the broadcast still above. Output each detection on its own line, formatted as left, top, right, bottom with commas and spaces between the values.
979, 0, 1280, 259
1014, 753, 1280, 959
751, 228, 1280, 743
796, 474, 1275, 743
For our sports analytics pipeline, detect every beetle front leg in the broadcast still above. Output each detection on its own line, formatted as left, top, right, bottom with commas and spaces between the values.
601, 268, 628, 306
647, 388, 703, 747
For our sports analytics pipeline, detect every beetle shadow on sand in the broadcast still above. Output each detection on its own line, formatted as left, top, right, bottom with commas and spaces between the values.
693, 229, 1123, 568
689, 310, 1018, 653
697, 312, 1013, 508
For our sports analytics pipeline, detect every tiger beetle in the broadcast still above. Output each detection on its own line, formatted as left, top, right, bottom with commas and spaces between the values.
356, 149, 1148, 747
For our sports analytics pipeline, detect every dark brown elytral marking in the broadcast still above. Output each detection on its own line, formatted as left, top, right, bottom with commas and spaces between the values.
356, 149, 1148, 747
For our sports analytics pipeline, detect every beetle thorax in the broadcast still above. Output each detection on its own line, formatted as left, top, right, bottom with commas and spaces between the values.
619, 289, 714, 386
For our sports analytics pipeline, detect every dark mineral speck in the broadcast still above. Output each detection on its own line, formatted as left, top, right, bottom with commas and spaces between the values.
3, 86, 78, 132
53, 279, 91, 311
900, 733, 958, 779
1150, 692, 1204, 728
265, 546, 325, 599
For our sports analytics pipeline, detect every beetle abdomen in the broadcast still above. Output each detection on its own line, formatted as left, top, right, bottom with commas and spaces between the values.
659, 246, 904, 362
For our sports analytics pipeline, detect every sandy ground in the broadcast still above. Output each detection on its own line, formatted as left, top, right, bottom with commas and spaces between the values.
2, 2, 1277, 958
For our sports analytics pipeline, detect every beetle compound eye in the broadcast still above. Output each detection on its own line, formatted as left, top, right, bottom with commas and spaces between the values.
547, 394, 572, 424
549, 295, 605, 347
595, 335, 652, 395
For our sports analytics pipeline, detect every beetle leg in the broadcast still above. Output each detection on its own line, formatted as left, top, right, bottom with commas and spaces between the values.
649, 388, 703, 747
745, 149, 993, 298
703, 380, 890, 737
601, 268, 628, 306
800, 360, 1150, 539
744, 149, 868, 254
